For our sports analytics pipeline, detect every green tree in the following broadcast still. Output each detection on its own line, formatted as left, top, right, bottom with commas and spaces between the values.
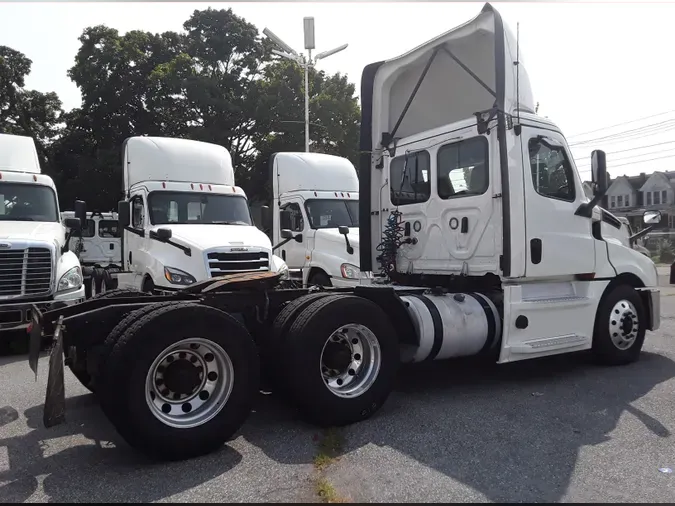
246, 59, 360, 202
0, 46, 64, 172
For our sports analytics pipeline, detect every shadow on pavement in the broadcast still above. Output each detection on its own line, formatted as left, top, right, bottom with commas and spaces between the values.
241, 351, 675, 502
0, 394, 242, 503
0, 350, 672, 502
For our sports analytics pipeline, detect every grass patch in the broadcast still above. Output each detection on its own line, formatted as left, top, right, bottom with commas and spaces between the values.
313, 428, 344, 470
315, 477, 350, 503
312, 428, 350, 502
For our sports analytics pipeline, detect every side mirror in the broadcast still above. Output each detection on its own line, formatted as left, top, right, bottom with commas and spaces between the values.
644, 210, 662, 225
117, 200, 131, 228
74, 200, 87, 226
591, 150, 608, 195
280, 229, 293, 239
261, 205, 272, 231
64, 217, 81, 231
279, 209, 292, 231
155, 228, 173, 241
338, 225, 350, 236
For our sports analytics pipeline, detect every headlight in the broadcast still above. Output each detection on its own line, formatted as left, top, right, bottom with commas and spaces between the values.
57, 266, 83, 292
164, 266, 197, 286
340, 263, 360, 279
277, 263, 290, 280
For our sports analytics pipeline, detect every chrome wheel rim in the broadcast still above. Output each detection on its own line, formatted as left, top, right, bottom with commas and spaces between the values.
145, 337, 234, 429
319, 323, 381, 399
609, 299, 639, 350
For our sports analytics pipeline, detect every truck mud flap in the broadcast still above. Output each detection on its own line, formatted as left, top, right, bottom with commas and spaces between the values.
28, 304, 43, 380
44, 316, 66, 428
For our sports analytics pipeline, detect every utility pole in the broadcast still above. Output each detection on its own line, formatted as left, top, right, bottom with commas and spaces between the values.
263, 19, 348, 153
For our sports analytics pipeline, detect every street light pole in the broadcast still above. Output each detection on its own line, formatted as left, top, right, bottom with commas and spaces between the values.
263, 18, 347, 153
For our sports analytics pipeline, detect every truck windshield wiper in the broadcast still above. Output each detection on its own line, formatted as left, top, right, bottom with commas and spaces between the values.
0, 216, 35, 221
209, 220, 248, 225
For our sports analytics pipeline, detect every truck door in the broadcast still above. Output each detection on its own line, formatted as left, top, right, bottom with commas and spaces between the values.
98, 219, 121, 263
278, 200, 308, 270
520, 128, 596, 277
124, 194, 147, 289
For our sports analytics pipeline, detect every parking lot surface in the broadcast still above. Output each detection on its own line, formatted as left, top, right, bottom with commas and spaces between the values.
1, 281, 675, 503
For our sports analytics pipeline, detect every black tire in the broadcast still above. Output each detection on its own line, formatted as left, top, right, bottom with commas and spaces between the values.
592, 284, 647, 366
309, 270, 332, 288
98, 303, 260, 461
284, 295, 399, 427
262, 292, 338, 390
67, 288, 151, 393
90, 268, 104, 297
102, 269, 118, 291
142, 276, 155, 294
83, 267, 93, 299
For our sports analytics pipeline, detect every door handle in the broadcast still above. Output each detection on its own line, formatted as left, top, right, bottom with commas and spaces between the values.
110, 244, 115, 250
461, 217, 469, 234
530, 238, 542, 264
282, 250, 286, 261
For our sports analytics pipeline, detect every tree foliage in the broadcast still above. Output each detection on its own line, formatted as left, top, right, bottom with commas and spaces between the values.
0, 7, 361, 211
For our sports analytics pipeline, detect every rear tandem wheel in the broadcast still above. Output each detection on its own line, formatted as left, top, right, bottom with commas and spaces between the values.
96, 302, 259, 461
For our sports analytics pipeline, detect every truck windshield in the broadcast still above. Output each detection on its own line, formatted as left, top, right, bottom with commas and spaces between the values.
148, 191, 253, 226
305, 199, 359, 229
0, 182, 59, 222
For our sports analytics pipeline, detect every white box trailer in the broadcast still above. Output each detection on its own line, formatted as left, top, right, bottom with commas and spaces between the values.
26, 3, 660, 462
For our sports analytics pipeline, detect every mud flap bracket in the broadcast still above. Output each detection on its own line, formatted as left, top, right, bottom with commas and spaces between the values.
44, 315, 66, 428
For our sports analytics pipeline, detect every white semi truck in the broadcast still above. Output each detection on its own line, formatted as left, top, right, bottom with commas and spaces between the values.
63, 136, 289, 298
27, 3, 661, 463
268, 152, 361, 287
61, 210, 121, 298
0, 133, 85, 342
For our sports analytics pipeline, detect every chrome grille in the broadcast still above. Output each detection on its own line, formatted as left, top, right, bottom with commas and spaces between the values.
207, 251, 270, 277
0, 247, 53, 298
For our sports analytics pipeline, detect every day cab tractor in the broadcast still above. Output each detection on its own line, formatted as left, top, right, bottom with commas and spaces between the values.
27, 3, 660, 462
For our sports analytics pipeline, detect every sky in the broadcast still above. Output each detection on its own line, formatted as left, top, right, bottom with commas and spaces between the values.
2, 1, 674, 181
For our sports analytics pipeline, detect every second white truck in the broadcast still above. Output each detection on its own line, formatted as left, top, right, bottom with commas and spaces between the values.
267, 152, 361, 287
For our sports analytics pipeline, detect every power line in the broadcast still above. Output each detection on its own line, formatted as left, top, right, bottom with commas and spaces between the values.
569, 119, 675, 147
571, 139, 675, 156
566, 109, 675, 139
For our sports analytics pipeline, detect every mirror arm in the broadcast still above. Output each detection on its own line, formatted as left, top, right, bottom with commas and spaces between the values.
629, 225, 654, 245
272, 237, 293, 252
575, 189, 607, 218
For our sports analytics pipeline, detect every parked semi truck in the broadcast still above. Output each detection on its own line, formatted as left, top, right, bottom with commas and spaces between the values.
63, 136, 290, 299
0, 133, 86, 341
268, 152, 361, 287
27, 3, 660, 462
61, 210, 121, 298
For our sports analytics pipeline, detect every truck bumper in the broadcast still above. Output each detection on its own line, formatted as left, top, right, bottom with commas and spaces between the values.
0, 285, 85, 334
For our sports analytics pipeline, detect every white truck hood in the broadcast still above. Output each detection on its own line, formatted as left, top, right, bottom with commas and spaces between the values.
155, 224, 273, 251
0, 221, 64, 246
314, 228, 360, 264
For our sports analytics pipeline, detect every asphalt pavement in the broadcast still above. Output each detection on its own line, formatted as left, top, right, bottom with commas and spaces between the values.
1, 280, 675, 502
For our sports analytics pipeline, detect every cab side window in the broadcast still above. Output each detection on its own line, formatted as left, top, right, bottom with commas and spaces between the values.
437, 136, 489, 199
390, 150, 431, 206
81, 219, 95, 238
528, 138, 576, 202
99, 220, 119, 238
280, 203, 304, 232
132, 197, 145, 228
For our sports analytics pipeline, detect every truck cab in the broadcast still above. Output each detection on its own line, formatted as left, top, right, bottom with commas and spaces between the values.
115, 136, 288, 293
269, 152, 361, 287
62, 210, 122, 297
0, 133, 85, 334
359, 2, 660, 363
